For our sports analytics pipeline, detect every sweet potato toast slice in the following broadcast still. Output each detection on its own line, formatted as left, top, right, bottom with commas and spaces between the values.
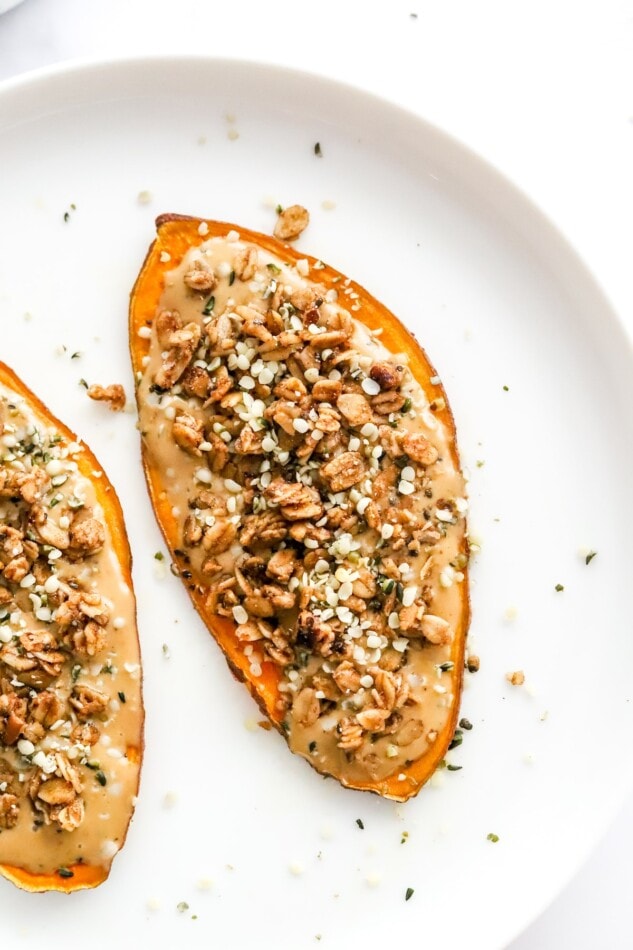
130, 215, 468, 801
0, 364, 143, 891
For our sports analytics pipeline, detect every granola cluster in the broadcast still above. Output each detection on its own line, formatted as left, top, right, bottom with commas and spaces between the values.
147, 228, 467, 769
0, 397, 119, 832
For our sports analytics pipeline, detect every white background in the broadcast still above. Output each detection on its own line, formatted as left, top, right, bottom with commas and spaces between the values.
1, 1, 632, 946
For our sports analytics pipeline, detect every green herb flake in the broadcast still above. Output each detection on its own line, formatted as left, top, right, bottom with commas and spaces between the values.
308, 740, 317, 753
95, 770, 107, 787
118, 691, 126, 704
405, 887, 414, 901
400, 831, 409, 844
57, 867, 74, 878
78, 378, 88, 389
585, 551, 597, 565
314, 142, 323, 157
448, 729, 463, 751
177, 901, 190, 913
63, 212, 70, 223
71, 664, 82, 683
162, 643, 170, 658
355, 818, 364, 830
202, 295, 215, 316
487, 832, 499, 843
555, 583, 564, 592
275, 203, 284, 214
266, 263, 282, 275
401, 397, 412, 413
459, 717, 473, 731
502, 385, 509, 392
228, 270, 235, 286
447, 764, 462, 772
154, 551, 164, 561
438, 661, 454, 672
71, 352, 81, 360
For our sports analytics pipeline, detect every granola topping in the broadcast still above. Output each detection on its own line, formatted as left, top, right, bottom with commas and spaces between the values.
0, 385, 141, 873
138, 229, 467, 786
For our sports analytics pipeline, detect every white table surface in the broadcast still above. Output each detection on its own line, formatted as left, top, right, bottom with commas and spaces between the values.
1, 1, 633, 946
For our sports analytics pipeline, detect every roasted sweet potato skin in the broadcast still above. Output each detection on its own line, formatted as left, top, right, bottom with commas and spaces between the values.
0, 363, 143, 892
130, 215, 469, 801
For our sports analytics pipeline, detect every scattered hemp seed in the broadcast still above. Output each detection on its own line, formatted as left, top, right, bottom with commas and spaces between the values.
487, 833, 499, 843
177, 901, 189, 913
118, 691, 126, 704
356, 818, 364, 830
555, 583, 564, 592
459, 717, 473, 731
405, 887, 415, 901
466, 655, 480, 673
401, 831, 409, 844
95, 770, 107, 787
314, 142, 323, 157
502, 385, 509, 392
585, 551, 597, 565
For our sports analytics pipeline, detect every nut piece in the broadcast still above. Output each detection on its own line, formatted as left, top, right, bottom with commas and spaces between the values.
184, 260, 216, 293
320, 452, 365, 492
292, 687, 320, 726
0, 793, 19, 829
234, 245, 258, 281
274, 204, 310, 242
420, 613, 452, 645
336, 393, 373, 427
402, 432, 439, 466
154, 320, 201, 390
506, 670, 525, 686
87, 383, 126, 412
69, 517, 105, 556
369, 361, 405, 391
172, 412, 204, 455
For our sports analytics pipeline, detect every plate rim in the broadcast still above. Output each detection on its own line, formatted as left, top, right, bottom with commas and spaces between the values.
0, 52, 631, 948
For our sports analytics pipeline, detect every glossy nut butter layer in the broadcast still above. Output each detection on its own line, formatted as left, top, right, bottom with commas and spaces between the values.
130, 215, 469, 801
0, 364, 142, 891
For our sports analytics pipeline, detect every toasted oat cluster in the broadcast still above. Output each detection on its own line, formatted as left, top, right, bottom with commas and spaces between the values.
0, 394, 131, 834
142, 228, 468, 778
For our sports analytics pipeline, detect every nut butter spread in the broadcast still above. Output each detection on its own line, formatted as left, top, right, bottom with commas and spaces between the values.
0, 374, 142, 887
136, 222, 468, 794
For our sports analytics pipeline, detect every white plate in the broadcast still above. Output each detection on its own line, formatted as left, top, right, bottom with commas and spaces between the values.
1, 56, 632, 950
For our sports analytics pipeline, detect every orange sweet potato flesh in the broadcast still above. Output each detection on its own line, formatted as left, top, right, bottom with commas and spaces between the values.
0, 363, 143, 891
130, 215, 469, 801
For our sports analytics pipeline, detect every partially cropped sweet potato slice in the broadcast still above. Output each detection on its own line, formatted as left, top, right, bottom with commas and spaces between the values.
0, 364, 143, 892
130, 215, 469, 802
